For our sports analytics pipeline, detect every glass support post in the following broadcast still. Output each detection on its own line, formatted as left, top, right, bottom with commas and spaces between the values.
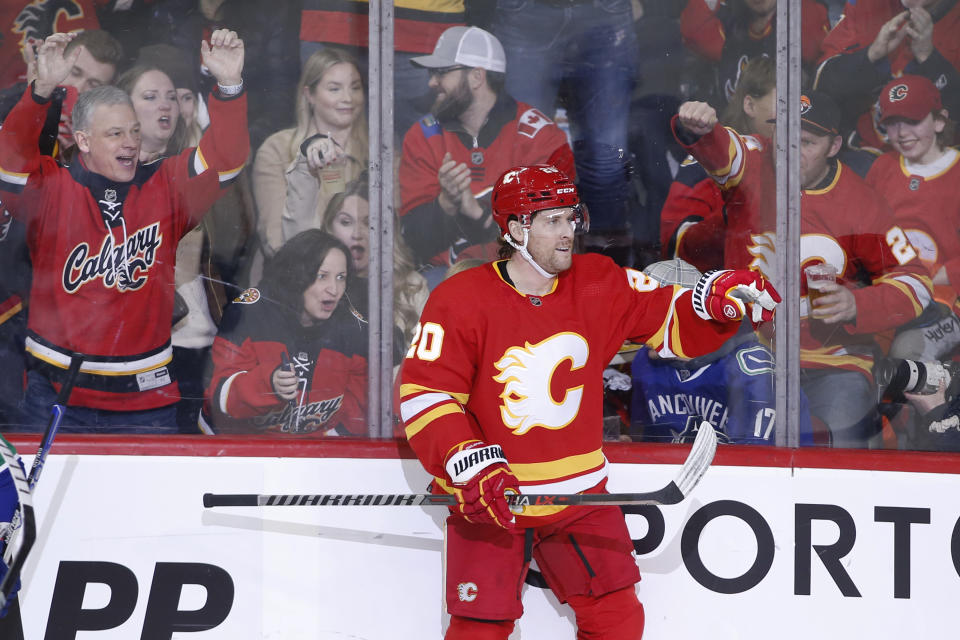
775, 0, 803, 447
367, 0, 396, 437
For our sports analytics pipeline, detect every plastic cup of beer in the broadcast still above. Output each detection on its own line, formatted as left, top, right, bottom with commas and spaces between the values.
804, 263, 837, 312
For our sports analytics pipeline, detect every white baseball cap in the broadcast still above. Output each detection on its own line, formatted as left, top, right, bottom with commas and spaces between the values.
411, 26, 506, 74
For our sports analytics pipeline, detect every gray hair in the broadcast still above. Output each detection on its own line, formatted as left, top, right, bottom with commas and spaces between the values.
71, 85, 133, 133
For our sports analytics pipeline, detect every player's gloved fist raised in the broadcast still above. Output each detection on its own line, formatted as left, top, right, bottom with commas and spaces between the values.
692, 269, 781, 325
446, 442, 519, 528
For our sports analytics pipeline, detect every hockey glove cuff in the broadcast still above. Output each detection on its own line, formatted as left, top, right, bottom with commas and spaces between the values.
692, 269, 781, 325
446, 442, 520, 529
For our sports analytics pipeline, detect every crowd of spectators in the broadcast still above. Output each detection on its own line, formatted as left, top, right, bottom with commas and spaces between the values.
0, 0, 959, 452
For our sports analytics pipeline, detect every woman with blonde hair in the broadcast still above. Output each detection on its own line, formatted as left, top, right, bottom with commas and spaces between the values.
252, 47, 368, 276
116, 64, 190, 164
322, 173, 428, 342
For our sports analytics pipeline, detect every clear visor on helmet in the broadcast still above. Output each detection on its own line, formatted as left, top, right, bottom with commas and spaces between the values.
535, 204, 590, 234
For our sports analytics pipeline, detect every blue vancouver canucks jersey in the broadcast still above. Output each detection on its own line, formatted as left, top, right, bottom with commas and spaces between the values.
630, 333, 815, 445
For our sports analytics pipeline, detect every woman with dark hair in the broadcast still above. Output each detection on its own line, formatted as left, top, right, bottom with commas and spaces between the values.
200, 230, 368, 436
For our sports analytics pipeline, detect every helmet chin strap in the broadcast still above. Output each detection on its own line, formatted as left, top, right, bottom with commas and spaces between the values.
504, 228, 556, 280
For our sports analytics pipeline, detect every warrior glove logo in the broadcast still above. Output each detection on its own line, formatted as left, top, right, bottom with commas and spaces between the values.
493, 332, 588, 435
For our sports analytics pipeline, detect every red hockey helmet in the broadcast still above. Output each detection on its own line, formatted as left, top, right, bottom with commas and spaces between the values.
491, 165, 586, 235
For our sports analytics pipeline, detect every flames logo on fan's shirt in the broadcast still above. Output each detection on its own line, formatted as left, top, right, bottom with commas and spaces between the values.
254, 395, 344, 434
61, 222, 162, 293
493, 332, 588, 435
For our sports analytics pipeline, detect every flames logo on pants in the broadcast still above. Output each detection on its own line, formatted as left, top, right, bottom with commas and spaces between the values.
493, 332, 588, 435
457, 582, 478, 602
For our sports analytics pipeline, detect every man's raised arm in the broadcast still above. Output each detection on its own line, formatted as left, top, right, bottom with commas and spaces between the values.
0, 33, 78, 203
175, 29, 250, 222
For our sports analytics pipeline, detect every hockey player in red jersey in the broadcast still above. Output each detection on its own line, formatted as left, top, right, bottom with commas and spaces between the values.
399, 164, 779, 639
672, 91, 934, 447
0, 31, 248, 431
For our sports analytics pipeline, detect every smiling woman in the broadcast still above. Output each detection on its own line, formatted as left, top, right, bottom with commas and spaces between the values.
250, 47, 368, 283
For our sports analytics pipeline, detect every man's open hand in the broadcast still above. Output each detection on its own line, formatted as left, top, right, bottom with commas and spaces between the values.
202, 28, 244, 87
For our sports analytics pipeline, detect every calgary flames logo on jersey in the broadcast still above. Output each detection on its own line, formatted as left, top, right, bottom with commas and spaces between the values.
747, 232, 850, 284
14, 1, 88, 48
62, 222, 162, 293
493, 332, 588, 435
255, 395, 344, 434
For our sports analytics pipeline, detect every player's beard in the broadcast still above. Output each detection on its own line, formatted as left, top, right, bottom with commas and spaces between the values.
432, 74, 472, 121
527, 239, 574, 275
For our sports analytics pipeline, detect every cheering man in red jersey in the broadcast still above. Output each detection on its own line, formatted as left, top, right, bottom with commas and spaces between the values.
0, 30, 248, 432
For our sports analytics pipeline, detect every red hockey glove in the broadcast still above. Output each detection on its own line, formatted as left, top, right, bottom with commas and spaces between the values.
692, 269, 781, 324
446, 442, 520, 528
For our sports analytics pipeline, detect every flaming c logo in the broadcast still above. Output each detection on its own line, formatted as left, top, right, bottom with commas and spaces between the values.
888, 83, 909, 102
493, 333, 588, 435
800, 95, 812, 115
457, 582, 478, 602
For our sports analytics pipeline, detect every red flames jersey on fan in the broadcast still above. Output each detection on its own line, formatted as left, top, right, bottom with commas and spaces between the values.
400, 99, 574, 214
867, 149, 960, 311
202, 288, 367, 436
0, 0, 103, 89
671, 121, 777, 271
659, 156, 725, 271
673, 119, 932, 375
399, 95, 575, 263
399, 255, 738, 524
0, 86, 248, 411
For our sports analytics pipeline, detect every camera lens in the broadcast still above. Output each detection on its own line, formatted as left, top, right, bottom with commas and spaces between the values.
875, 358, 928, 396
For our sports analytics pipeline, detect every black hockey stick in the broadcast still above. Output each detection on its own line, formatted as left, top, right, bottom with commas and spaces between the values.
0, 441, 36, 613
27, 354, 83, 489
203, 421, 718, 509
